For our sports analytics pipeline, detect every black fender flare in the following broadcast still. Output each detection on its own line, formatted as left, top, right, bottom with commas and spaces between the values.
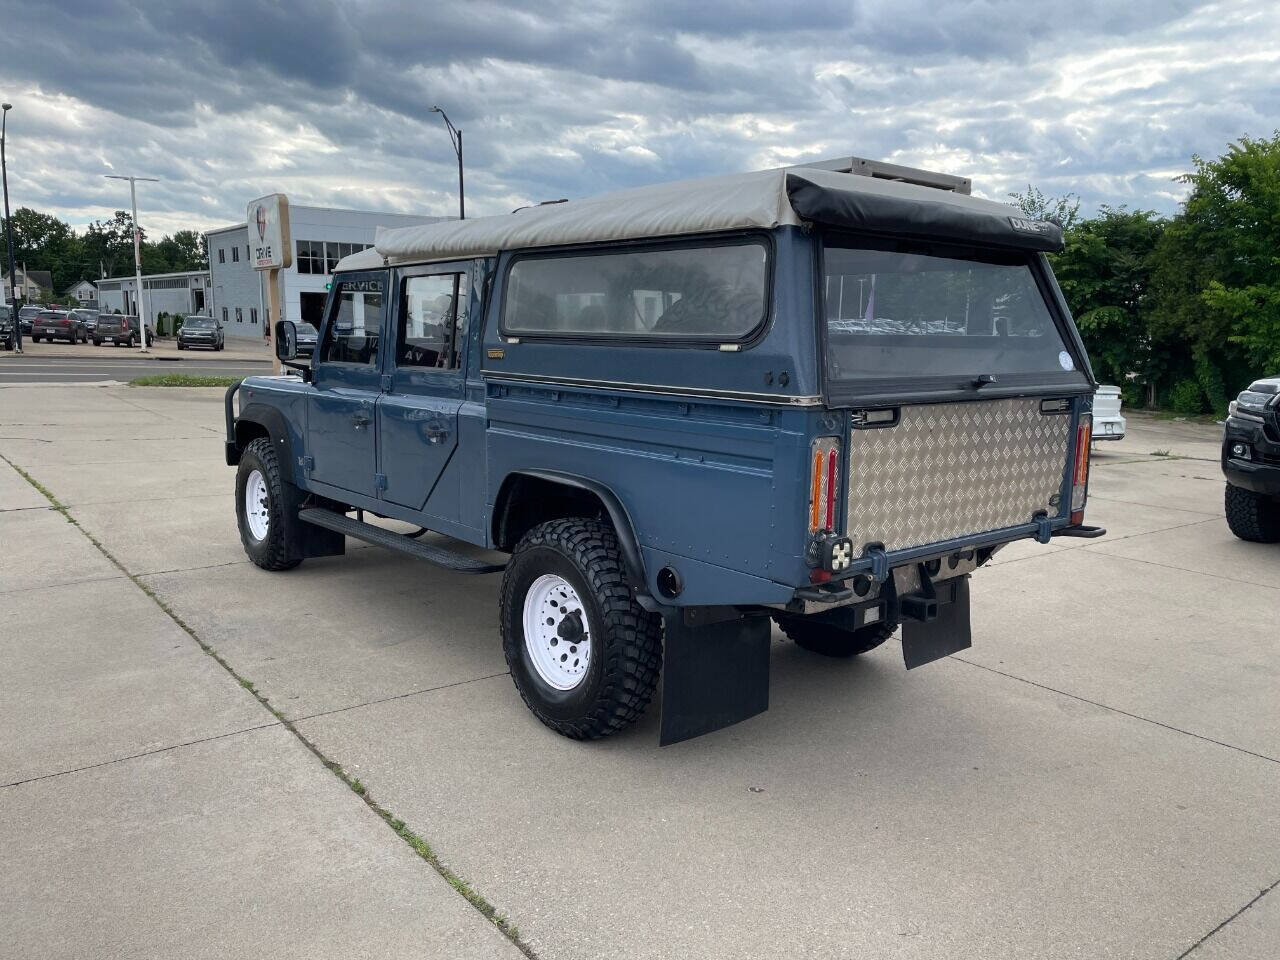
232, 402, 297, 482
502, 469, 649, 595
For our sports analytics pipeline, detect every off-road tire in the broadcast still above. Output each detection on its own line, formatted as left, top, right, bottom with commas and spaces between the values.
235, 436, 303, 571
500, 518, 662, 740
772, 614, 897, 658
1225, 482, 1280, 543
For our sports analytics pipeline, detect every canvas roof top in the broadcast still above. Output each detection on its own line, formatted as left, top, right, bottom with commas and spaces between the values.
336, 165, 1062, 272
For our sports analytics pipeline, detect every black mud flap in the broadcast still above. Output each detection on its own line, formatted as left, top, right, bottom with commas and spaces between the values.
659, 613, 770, 745
901, 575, 972, 670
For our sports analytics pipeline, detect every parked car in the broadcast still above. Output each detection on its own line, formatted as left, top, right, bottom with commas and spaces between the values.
1223, 375, 1280, 542
70, 308, 99, 336
294, 321, 318, 356
1092, 384, 1125, 441
176, 315, 224, 350
94, 313, 142, 346
18, 304, 42, 335
30, 308, 86, 343
0, 305, 13, 349
227, 157, 1103, 744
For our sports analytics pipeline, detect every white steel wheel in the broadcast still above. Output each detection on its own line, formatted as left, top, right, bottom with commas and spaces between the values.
244, 469, 271, 541
522, 573, 591, 691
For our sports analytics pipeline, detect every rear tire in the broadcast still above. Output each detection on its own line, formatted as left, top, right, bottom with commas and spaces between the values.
772, 614, 897, 658
235, 436, 303, 571
1225, 482, 1280, 543
500, 518, 662, 739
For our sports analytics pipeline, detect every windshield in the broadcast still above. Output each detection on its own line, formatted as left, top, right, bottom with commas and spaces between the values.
296, 323, 318, 336
184, 317, 213, 328
822, 237, 1086, 397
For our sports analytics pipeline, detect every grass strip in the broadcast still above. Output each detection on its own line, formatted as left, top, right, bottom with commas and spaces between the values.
128, 375, 243, 388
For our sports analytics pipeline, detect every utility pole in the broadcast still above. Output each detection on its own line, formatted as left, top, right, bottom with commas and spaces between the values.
2, 102, 21, 351
105, 174, 158, 352
430, 106, 465, 220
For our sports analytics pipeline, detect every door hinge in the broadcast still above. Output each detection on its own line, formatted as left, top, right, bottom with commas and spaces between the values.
374, 473, 388, 491
381, 374, 393, 392
298, 455, 314, 470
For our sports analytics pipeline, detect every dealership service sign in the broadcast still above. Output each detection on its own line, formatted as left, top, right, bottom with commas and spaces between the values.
247, 194, 292, 270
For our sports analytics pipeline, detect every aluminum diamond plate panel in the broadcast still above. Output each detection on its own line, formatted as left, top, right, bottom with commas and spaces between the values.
846, 397, 1070, 554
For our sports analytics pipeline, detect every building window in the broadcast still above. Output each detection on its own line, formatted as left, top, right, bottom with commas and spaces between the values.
232, 247, 240, 263
296, 239, 323, 275
218, 248, 225, 264
235, 307, 243, 323
222, 307, 228, 323
250, 307, 258, 325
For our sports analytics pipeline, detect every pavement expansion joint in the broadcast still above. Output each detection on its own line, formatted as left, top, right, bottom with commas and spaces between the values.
952, 656, 1280, 766
1173, 876, 1280, 959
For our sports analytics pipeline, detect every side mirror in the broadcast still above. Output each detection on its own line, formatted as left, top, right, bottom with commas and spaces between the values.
275, 319, 298, 361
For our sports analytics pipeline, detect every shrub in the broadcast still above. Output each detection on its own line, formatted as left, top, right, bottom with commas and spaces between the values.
1169, 379, 1206, 416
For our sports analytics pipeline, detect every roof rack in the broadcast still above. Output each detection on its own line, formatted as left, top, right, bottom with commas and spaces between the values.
798, 156, 971, 195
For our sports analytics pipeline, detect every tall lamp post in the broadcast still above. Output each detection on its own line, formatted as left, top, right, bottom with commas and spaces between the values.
430, 106, 464, 220
104, 174, 158, 353
2, 102, 20, 352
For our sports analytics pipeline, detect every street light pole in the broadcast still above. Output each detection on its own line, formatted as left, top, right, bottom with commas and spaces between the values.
105, 174, 158, 353
2, 102, 21, 352
430, 106, 464, 220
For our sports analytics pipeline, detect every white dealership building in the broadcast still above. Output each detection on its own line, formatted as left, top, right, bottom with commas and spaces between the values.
205, 205, 447, 342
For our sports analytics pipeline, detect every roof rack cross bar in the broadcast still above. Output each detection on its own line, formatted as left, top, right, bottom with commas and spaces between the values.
797, 156, 971, 195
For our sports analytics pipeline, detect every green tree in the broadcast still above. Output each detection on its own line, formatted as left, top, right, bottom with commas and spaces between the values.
1147, 134, 1280, 411
156, 230, 208, 271
1009, 185, 1082, 230
82, 211, 143, 279
1051, 207, 1166, 394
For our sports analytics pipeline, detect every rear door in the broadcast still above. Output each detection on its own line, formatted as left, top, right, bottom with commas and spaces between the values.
375, 263, 471, 514
307, 271, 388, 498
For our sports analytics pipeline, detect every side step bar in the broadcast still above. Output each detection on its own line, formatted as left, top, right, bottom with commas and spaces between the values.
298, 508, 506, 574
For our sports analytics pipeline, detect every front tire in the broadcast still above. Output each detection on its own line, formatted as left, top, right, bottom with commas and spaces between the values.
773, 614, 897, 658
235, 436, 302, 571
1225, 482, 1280, 543
500, 518, 662, 739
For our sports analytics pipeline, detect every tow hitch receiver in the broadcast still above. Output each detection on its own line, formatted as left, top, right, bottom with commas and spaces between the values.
899, 573, 972, 670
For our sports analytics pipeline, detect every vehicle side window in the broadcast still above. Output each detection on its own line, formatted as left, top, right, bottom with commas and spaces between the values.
318, 276, 385, 366
396, 273, 468, 369
502, 239, 768, 341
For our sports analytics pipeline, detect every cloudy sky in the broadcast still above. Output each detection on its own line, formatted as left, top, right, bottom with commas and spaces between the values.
0, 0, 1276, 237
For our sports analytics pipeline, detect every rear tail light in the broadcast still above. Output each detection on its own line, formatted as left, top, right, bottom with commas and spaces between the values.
808, 437, 841, 533
1070, 414, 1092, 524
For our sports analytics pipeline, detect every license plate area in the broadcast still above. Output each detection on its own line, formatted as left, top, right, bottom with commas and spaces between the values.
901, 576, 972, 669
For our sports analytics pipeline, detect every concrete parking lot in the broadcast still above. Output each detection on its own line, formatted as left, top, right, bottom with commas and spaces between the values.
1, 383, 1276, 959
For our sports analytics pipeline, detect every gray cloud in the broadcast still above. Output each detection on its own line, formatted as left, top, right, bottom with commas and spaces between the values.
0, 0, 1274, 236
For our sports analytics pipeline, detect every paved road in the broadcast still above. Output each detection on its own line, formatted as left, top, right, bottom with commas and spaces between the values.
0, 352, 270, 383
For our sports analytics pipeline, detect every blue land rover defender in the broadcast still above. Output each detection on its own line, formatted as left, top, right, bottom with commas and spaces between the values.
226, 158, 1104, 743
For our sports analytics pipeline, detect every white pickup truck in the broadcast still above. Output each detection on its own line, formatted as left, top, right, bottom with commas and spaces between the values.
1093, 385, 1126, 441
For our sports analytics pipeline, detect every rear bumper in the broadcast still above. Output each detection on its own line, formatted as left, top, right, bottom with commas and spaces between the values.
1092, 414, 1125, 440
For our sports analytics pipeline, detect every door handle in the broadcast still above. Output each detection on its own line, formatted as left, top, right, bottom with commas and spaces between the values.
424, 419, 449, 444
352, 412, 371, 429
